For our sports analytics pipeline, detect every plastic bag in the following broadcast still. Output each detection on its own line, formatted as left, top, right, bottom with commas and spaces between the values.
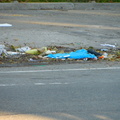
47, 49, 97, 59
0, 45, 8, 56
16, 46, 31, 52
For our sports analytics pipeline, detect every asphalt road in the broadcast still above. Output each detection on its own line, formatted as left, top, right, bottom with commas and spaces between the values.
0, 63, 120, 120
0, 10, 120, 49
0, 9, 120, 120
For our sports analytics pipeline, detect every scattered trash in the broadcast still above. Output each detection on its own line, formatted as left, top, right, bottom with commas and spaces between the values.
101, 49, 108, 52
39, 47, 47, 53
0, 43, 120, 65
16, 46, 31, 52
10, 45, 17, 51
25, 49, 41, 55
39, 47, 56, 55
99, 52, 108, 59
0, 23, 12, 27
103, 52, 108, 58
87, 49, 102, 57
29, 58, 38, 62
98, 55, 104, 59
0, 45, 8, 56
116, 51, 120, 56
101, 44, 116, 48
45, 50, 56, 54
47, 49, 97, 60
38, 55, 49, 60
7, 51, 25, 55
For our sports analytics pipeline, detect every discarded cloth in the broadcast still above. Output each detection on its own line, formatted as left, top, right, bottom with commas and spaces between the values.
47, 49, 97, 59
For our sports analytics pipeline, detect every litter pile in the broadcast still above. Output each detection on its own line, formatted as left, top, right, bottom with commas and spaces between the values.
0, 43, 120, 66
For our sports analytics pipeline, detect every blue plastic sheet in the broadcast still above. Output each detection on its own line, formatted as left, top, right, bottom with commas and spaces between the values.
47, 49, 97, 59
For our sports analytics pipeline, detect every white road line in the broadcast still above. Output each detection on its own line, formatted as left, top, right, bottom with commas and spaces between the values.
0, 84, 16, 87
34, 83, 46, 85
0, 82, 69, 87
0, 67, 120, 74
49, 82, 69, 85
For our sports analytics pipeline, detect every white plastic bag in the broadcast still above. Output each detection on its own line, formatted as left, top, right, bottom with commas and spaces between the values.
16, 46, 31, 52
0, 45, 7, 56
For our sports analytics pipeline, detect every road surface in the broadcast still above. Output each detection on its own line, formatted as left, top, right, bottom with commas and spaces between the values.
0, 9, 120, 120
0, 10, 120, 49
0, 63, 120, 120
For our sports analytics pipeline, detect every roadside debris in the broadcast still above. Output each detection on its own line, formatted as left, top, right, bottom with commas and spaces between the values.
87, 49, 102, 57
101, 49, 108, 52
0, 23, 12, 27
25, 49, 41, 55
7, 51, 24, 55
98, 52, 108, 59
16, 46, 31, 52
47, 49, 97, 60
0, 45, 8, 56
45, 50, 56, 54
100, 43, 116, 48
0, 43, 120, 65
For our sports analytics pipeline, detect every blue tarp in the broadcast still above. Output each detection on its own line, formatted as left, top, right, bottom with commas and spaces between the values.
47, 49, 97, 59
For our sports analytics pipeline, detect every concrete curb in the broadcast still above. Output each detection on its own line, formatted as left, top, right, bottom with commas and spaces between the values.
0, 2, 74, 10
0, 2, 120, 10
74, 3, 120, 10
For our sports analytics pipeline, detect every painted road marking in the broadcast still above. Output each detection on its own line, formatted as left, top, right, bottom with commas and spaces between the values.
49, 82, 69, 85
0, 13, 30, 17
12, 20, 120, 30
34, 83, 46, 85
0, 82, 69, 87
2, 18, 120, 30
0, 67, 119, 87
0, 67, 120, 74
1, 11, 120, 17
0, 84, 17, 87
1, 11, 120, 30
